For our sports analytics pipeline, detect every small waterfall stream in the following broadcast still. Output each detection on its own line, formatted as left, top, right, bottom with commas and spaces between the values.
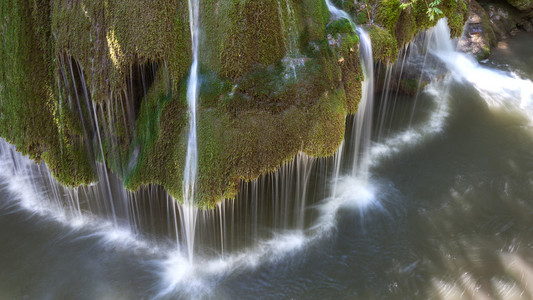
325, 0, 354, 27
351, 28, 374, 180
182, 0, 201, 263
429, 19, 533, 116
278, 0, 303, 79
323, 1, 375, 209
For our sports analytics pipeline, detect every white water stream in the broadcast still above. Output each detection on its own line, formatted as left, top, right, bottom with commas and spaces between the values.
430, 20, 533, 120
182, 0, 201, 263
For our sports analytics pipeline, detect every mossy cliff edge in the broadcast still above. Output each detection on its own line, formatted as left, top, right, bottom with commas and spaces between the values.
1, 0, 468, 208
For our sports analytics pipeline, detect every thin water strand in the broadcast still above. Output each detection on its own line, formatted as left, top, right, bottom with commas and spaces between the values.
351, 28, 374, 181
182, 0, 201, 263
325, 0, 356, 32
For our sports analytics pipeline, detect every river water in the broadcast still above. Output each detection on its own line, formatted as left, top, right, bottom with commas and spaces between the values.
1, 29, 533, 299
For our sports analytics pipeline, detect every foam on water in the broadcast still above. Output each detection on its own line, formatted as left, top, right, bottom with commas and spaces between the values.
0, 139, 158, 254
370, 78, 451, 165
431, 19, 533, 124
156, 231, 306, 298
312, 176, 383, 237
335, 176, 377, 209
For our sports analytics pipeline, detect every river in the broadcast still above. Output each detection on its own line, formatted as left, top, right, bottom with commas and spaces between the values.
0, 25, 532, 299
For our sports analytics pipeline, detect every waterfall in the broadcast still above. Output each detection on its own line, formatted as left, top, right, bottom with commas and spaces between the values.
7, 10, 522, 297
278, 0, 303, 79
323, 1, 374, 193
429, 19, 533, 118
327, 27, 375, 217
368, 21, 452, 167
182, 0, 201, 263
325, 0, 353, 26
350, 28, 374, 181
0, 136, 183, 251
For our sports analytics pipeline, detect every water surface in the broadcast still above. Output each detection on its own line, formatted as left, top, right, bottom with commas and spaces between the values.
1, 31, 533, 299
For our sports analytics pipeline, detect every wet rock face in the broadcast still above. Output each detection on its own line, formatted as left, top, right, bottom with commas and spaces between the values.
506, 0, 533, 12
458, 0, 496, 60
480, 0, 533, 38
457, 0, 533, 60
486, 4, 521, 37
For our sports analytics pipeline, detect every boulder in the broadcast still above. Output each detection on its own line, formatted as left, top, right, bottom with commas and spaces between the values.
458, 0, 497, 60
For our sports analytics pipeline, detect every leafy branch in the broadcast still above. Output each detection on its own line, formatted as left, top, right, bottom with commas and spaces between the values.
398, 0, 448, 21
426, 0, 443, 21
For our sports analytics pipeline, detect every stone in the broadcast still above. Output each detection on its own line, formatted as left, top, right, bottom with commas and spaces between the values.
458, 0, 497, 60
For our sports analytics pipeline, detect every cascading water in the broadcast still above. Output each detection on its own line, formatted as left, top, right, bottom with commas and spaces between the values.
322, 1, 376, 215
4, 2, 533, 297
429, 19, 533, 116
325, 0, 355, 29
278, 0, 303, 79
350, 28, 374, 181
182, 0, 200, 263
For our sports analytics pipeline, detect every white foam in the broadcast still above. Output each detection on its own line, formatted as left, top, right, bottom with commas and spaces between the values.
0, 139, 157, 254
156, 231, 306, 298
431, 19, 533, 124
370, 79, 451, 165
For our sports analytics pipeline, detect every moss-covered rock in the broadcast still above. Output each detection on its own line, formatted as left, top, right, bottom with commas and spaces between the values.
201, 0, 287, 79
479, 0, 533, 38
458, 0, 497, 60
364, 25, 399, 63
506, 0, 533, 11
356, 0, 468, 63
440, 0, 470, 37
1, 0, 477, 207
375, 0, 401, 33
0, 0, 95, 186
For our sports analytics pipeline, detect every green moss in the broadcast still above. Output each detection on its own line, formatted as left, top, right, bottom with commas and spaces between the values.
330, 0, 358, 15
376, 0, 401, 33
303, 88, 346, 156
0, 0, 95, 186
412, 0, 439, 30
302, 0, 330, 41
45, 0, 193, 192
0, 0, 53, 159
188, 33, 349, 206
124, 73, 187, 195
327, 18, 359, 58
397, 77, 426, 96
394, 8, 418, 47
43, 0, 348, 207
340, 49, 363, 114
203, 0, 287, 80
327, 18, 355, 35
440, 0, 469, 38
51, 0, 191, 102
199, 69, 233, 109
371, 0, 468, 58
365, 25, 399, 63
3, 0, 472, 207
356, 10, 370, 25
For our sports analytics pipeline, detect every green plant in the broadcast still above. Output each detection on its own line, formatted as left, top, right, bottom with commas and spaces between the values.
399, 0, 454, 21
